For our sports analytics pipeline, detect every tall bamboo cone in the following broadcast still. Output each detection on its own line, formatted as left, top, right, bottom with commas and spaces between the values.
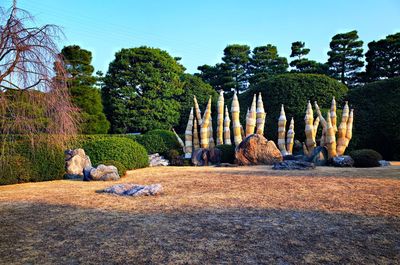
209, 116, 215, 148
231, 91, 242, 146
339, 108, 354, 155
286, 117, 295, 155
314, 101, 328, 147
223, 105, 232, 145
325, 112, 337, 158
193, 117, 200, 150
193, 96, 202, 126
184, 107, 194, 155
330, 97, 337, 133
240, 124, 245, 139
256, 92, 266, 135
246, 94, 257, 136
336, 101, 349, 155
304, 101, 316, 154
278, 104, 288, 155
313, 116, 320, 138
216, 91, 224, 145
172, 129, 185, 152
200, 97, 212, 148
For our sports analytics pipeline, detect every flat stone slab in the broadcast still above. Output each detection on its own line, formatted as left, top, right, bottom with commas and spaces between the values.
272, 160, 315, 170
103, 183, 163, 196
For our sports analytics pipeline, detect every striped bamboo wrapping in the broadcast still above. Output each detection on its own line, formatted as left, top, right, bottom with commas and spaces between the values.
231, 91, 242, 146
304, 101, 316, 154
325, 113, 337, 158
246, 94, 257, 136
240, 124, 245, 139
172, 128, 185, 151
200, 97, 212, 148
216, 91, 224, 145
314, 101, 328, 148
344, 109, 354, 148
336, 101, 349, 156
330, 97, 337, 133
256, 92, 266, 135
193, 96, 202, 126
184, 107, 194, 154
224, 105, 232, 145
209, 116, 215, 148
278, 104, 288, 155
193, 117, 200, 150
313, 116, 320, 139
286, 117, 295, 155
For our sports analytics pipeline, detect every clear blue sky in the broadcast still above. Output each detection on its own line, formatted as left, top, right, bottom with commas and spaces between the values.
5, 0, 400, 73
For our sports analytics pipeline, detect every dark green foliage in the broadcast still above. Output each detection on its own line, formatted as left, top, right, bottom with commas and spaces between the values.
146, 129, 182, 154
167, 149, 184, 166
241, 73, 348, 141
289, 42, 328, 74
97, 160, 127, 176
196, 63, 235, 93
82, 137, 149, 170
216, 144, 235, 164
349, 77, 400, 160
327, 30, 364, 86
222, 44, 251, 93
365, 32, 400, 81
349, 149, 382, 168
0, 155, 32, 185
102, 46, 185, 133
177, 74, 218, 133
135, 134, 168, 155
61, 45, 110, 134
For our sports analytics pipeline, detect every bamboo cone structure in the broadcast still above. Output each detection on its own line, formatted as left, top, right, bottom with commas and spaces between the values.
223, 105, 232, 145
216, 91, 224, 145
209, 116, 215, 148
278, 104, 288, 155
172, 129, 185, 153
193, 96, 202, 126
231, 91, 242, 146
336, 101, 349, 156
325, 113, 337, 158
256, 92, 266, 135
193, 117, 200, 150
184, 107, 194, 156
200, 97, 212, 148
314, 101, 328, 148
330, 97, 337, 133
246, 94, 257, 136
286, 117, 295, 155
304, 101, 316, 154
343, 109, 354, 150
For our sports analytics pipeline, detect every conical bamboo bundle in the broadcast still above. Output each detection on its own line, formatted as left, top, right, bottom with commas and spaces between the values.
193, 117, 200, 150
231, 91, 242, 146
337, 108, 353, 155
209, 116, 215, 148
246, 94, 257, 136
314, 101, 328, 147
184, 107, 194, 154
278, 104, 288, 155
256, 92, 266, 135
172, 128, 185, 152
313, 116, 320, 138
286, 117, 295, 155
330, 97, 337, 133
325, 112, 337, 158
336, 101, 349, 155
304, 101, 316, 153
193, 96, 202, 126
240, 124, 245, 139
216, 91, 224, 145
223, 105, 232, 145
200, 97, 212, 148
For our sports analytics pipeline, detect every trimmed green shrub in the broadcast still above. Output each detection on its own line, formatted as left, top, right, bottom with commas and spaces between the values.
146, 129, 182, 154
216, 144, 236, 164
0, 155, 32, 185
135, 134, 168, 155
83, 137, 148, 170
168, 149, 184, 166
240, 73, 348, 141
97, 160, 127, 176
349, 149, 382, 167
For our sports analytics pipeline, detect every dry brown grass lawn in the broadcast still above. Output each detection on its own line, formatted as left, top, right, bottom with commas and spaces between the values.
0, 165, 399, 264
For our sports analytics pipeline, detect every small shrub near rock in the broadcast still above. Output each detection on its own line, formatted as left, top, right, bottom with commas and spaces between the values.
349, 149, 383, 168
216, 144, 236, 164
168, 149, 184, 166
146, 129, 182, 154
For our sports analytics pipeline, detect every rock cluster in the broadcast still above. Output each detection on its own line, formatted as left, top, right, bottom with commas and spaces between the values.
272, 160, 315, 170
149, 153, 169, 167
332, 155, 354, 167
83, 165, 120, 181
235, 134, 283, 166
103, 183, 163, 196
65, 149, 92, 179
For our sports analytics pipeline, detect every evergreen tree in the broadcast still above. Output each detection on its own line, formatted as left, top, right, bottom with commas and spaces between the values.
196, 63, 235, 92
327, 30, 364, 86
222, 44, 251, 93
61, 45, 110, 134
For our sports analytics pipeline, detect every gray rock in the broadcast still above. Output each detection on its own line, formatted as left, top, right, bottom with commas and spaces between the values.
192, 148, 209, 166
272, 160, 315, 170
103, 183, 163, 196
308, 146, 328, 166
149, 153, 169, 167
209, 148, 222, 165
332, 155, 354, 167
64, 148, 92, 178
379, 160, 391, 167
87, 164, 120, 181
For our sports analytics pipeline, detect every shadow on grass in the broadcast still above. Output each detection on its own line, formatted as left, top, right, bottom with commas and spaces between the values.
0, 202, 399, 264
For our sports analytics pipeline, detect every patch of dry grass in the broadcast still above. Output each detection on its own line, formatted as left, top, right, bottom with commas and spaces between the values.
0, 165, 399, 264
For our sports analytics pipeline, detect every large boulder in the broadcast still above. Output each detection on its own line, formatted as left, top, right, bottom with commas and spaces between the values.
235, 134, 283, 166
103, 183, 163, 196
272, 160, 315, 170
65, 149, 92, 179
84, 164, 120, 181
191, 148, 221, 166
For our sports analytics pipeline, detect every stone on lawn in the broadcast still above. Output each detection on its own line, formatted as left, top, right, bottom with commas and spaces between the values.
103, 183, 163, 196
272, 160, 315, 170
84, 164, 120, 181
235, 134, 283, 166
307, 146, 328, 166
379, 160, 391, 167
65, 148, 92, 179
332, 155, 354, 167
149, 153, 169, 167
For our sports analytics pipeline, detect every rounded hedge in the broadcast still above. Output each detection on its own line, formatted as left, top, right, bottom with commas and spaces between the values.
240, 73, 348, 141
135, 134, 168, 155
97, 159, 127, 176
349, 149, 383, 168
216, 144, 236, 164
83, 137, 148, 170
146, 129, 182, 154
